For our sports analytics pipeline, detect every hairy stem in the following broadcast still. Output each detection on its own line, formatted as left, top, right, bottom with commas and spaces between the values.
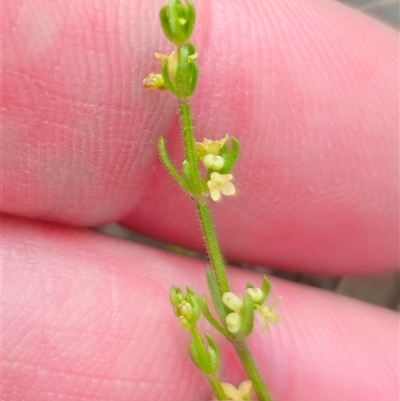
195, 200, 229, 294
178, 97, 271, 401
232, 340, 273, 401
179, 101, 202, 190
208, 375, 227, 400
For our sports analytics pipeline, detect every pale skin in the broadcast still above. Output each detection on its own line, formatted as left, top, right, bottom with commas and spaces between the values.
2, 0, 398, 400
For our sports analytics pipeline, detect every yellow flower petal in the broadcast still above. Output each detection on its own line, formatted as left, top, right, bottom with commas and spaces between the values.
207, 172, 235, 202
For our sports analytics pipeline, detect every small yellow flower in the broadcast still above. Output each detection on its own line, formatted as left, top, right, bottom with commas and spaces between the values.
142, 73, 166, 90
221, 380, 254, 400
155, 51, 179, 80
155, 51, 197, 81
207, 172, 235, 201
195, 134, 229, 159
257, 297, 281, 333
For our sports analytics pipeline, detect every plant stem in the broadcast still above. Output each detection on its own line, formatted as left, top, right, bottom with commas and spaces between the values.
177, 100, 272, 401
208, 375, 227, 400
195, 200, 229, 294
179, 101, 202, 189
232, 340, 273, 401
178, 100, 228, 293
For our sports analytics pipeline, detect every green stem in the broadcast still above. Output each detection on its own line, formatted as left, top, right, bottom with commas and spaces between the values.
208, 375, 227, 400
195, 200, 229, 294
232, 340, 273, 401
177, 100, 271, 400
178, 101, 229, 294
179, 102, 202, 189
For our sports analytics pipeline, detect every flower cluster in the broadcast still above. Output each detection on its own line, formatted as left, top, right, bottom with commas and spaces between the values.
195, 135, 238, 201
169, 286, 202, 329
143, 50, 198, 91
222, 278, 281, 335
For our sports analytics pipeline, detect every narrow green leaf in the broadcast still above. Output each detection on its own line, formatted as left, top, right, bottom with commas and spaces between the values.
260, 276, 271, 304
184, 0, 196, 39
175, 45, 189, 98
159, 7, 173, 42
206, 268, 227, 323
219, 137, 240, 174
205, 334, 220, 374
161, 60, 176, 94
201, 296, 232, 338
187, 61, 198, 97
158, 137, 188, 191
189, 337, 210, 373
167, 0, 185, 45
236, 293, 254, 338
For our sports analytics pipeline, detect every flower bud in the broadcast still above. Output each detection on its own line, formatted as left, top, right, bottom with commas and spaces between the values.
226, 312, 241, 334
142, 73, 166, 90
169, 286, 201, 329
246, 287, 264, 303
159, 0, 196, 46
222, 292, 243, 312
202, 154, 225, 171
178, 301, 193, 319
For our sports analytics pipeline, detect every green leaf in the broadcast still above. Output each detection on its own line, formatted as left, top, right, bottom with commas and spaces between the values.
205, 334, 220, 374
187, 59, 198, 97
186, 287, 202, 323
158, 137, 188, 191
236, 293, 254, 338
184, 0, 196, 40
189, 337, 210, 373
161, 59, 176, 94
260, 276, 271, 304
167, 0, 185, 45
219, 137, 240, 174
206, 268, 227, 323
174, 44, 198, 99
159, 6, 173, 41
201, 296, 232, 338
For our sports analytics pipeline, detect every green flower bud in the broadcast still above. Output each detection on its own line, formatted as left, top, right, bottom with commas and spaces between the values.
178, 301, 193, 319
170, 286, 184, 317
162, 44, 198, 100
159, 0, 196, 46
169, 286, 201, 329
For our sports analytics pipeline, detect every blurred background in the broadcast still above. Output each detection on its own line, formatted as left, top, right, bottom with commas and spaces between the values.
338, 0, 399, 29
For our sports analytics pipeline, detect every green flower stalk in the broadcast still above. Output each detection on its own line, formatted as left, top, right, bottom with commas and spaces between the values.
143, 1, 281, 400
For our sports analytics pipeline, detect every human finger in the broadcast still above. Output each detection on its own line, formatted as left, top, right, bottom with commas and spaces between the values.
3, 215, 398, 401
2, 0, 398, 274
